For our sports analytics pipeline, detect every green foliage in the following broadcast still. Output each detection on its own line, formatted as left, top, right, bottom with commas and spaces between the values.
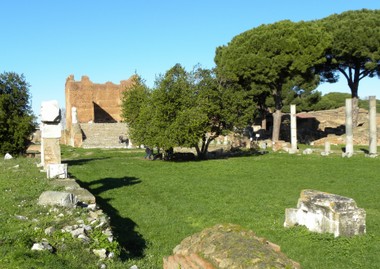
121, 75, 155, 147
121, 75, 150, 127
122, 65, 254, 158
0, 72, 36, 155
282, 90, 322, 112
320, 9, 380, 97
89, 229, 121, 256
215, 20, 331, 140
150, 64, 193, 150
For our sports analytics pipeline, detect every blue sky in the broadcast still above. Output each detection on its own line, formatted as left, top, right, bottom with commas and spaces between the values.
1, 1, 379, 117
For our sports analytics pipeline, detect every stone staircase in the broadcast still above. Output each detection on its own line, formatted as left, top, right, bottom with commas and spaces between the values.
80, 123, 129, 149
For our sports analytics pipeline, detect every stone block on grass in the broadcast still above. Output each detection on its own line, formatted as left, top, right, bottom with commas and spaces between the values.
284, 189, 366, 237
38, 191, 78, 208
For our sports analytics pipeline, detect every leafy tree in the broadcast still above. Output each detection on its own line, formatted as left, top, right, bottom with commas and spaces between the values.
320, 9, 380, 124
122, 65, 193, 153
0, 72, 36, 154
184, 67, 255, 158
215, 20, 331, 141
121, 65, 254, 159
121, 75, 153, 146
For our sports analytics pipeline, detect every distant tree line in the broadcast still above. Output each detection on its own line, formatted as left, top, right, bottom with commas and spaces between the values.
122, 9, 379, 159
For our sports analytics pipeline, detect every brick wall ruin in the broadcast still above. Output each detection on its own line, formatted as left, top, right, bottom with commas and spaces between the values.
65, 75, 134, 127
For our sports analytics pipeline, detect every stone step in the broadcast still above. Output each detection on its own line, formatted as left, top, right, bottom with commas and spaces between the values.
80, 123, 129, 149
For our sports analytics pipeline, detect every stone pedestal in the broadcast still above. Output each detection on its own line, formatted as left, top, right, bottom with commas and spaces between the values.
284, 189, 366, 237
42, 138, 61, 167
40, 100, 62, 170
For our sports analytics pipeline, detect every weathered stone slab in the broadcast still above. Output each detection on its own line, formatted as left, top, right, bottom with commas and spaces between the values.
284, 189, 366, 237
164, 224, 301, 269
49, 178, 96, 204
71, 188, 96, 204
47, 163, 67, 179
38, 191, 78, 207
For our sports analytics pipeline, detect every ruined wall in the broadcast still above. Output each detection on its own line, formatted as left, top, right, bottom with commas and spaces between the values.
65, 75, 134, 127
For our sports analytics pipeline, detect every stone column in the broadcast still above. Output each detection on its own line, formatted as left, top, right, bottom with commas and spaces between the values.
70, 106, 83, 147
71, 107, 78, 124
369, 96, 377, 156
343, 98, 354, 157
40, 100, 62, 170
321, 141, 331, 156
290, 104, 297, 154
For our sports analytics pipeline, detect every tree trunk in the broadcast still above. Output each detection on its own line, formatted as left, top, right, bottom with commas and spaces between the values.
272, 109, 282, 142
343, 66, 360, 127
195, 144, 201, 158
195, 135, 215, 160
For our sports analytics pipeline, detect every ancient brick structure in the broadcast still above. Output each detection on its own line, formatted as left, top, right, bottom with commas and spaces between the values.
65, 75, 135, 127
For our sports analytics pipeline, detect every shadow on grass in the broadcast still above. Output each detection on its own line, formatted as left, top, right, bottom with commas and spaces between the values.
157, 149, 267, 163
76, 176, 146, 260
63, 157, 111, 166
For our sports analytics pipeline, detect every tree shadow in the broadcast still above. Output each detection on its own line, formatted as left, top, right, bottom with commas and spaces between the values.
76, 176, 146, 260
63, 157, 110, 166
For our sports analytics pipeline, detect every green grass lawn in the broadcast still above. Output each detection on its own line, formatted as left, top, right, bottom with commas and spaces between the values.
1, 146, 379, 269
62, 146, 380, 269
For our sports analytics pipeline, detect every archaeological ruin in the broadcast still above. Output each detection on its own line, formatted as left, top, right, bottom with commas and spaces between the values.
64, 75, 135, 148
60, 73, 378, 152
